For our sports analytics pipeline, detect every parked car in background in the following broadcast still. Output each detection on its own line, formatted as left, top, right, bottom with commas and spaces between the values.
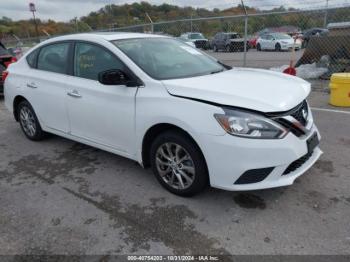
248, 33, 263, 49
212, 32, 249, 52
4, 33, 322, 196
0, 41, 17, 94
248, 36, 258, 49
301, 28, 329, 48
257, 33, 302, 52
177, 37, 196, 48
179, 32, 210, 49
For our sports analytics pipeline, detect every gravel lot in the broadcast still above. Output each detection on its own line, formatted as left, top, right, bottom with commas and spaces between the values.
0, 49, 349, 256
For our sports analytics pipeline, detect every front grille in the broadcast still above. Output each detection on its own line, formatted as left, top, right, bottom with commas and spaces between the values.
291, 100, 308, 126
283, 150, 314, 175
275, 118, 305, 137
194, 40, 208, 48
269, 100, 310, 137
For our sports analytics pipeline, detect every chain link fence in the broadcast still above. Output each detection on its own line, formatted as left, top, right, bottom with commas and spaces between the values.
2, 6, 350, 84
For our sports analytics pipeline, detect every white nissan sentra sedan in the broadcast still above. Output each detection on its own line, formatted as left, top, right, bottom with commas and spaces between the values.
3, 33, 322, 196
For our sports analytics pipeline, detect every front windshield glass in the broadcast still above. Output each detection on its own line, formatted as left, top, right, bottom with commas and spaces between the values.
273, 33, 292, 40
113, 38, 225, 80
189, 33, 205, 40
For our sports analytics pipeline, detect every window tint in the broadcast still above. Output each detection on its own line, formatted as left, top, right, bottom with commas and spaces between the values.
26, 48, 39, 68
74, 42, 125, 81
37, 43, 70, 74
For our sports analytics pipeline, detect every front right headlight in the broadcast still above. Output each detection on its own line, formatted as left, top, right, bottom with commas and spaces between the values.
214, 109, 288, 139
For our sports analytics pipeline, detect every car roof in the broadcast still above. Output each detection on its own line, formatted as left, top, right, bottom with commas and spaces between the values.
43, 32, 166, 43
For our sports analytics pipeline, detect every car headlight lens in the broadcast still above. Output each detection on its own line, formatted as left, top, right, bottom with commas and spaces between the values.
214, 109, 288, 139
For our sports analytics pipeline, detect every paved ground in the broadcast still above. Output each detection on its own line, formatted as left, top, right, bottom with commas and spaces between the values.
0, 86, 349, 256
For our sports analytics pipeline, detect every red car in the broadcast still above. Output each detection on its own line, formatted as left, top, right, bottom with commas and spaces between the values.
0, 41, 17, 94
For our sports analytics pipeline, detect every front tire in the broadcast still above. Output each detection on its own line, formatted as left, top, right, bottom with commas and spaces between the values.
226, 45, 232, 52
275, 43, 282, 52
18, 100, 45, 141
213, 45, 218, 52
150, 131, 208, 197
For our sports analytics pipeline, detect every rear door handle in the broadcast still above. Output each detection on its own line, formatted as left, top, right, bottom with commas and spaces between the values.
27, 83, 37, 89
67, 90, 82, 98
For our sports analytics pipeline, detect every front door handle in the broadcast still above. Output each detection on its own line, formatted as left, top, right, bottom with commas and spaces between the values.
67, 90, 82, 98
27, 83, 37, 89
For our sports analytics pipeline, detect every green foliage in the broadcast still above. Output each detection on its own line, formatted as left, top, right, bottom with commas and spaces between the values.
0, 2, 349, 40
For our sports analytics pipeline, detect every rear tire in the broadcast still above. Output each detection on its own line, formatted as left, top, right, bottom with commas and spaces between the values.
17, 100, 46, 141
257, 43, 261, 51
150, 130, 208, 197
226, 45, 232, 52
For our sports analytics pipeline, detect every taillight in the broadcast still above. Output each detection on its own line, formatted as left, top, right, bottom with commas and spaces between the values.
2, 71, 9, 82
4, 57, 17, 68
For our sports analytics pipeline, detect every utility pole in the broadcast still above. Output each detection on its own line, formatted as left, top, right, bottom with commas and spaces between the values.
324, 0, 329, 28
145, 13, 154, 33
190, 15, 193, 32
240, 0, 248, 67
74, 17, 78, 33
29, 2, 39, 38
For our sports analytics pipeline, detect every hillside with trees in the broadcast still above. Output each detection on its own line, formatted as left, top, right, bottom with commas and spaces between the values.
0, 1, 349, 41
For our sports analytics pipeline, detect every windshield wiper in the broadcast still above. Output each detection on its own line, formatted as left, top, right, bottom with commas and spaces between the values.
210, 69, 224, 74
217, 61, 232, 70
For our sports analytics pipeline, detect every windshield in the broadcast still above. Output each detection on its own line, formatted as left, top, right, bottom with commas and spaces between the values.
189, 33, 205, 40
113, 38, 225, 80
273, 33, 292, 40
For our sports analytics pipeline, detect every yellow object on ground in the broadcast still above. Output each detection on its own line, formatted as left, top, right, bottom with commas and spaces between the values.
329, 73, 350, 107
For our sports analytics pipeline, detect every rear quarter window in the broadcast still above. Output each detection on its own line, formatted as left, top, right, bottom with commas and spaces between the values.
26, 48, 39, 68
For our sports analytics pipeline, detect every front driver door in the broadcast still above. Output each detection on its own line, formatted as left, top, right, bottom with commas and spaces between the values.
66, 42, 138, 156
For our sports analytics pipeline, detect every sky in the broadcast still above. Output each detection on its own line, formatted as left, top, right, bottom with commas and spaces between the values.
0, 0, 349, 22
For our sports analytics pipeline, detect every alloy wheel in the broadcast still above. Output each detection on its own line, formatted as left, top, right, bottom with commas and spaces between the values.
155, 142, 196, 190
20, 106, 37, 137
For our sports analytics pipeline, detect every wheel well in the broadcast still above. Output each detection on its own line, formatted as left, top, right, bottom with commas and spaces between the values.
13, 95, 27, 121
141, 123, 206, 169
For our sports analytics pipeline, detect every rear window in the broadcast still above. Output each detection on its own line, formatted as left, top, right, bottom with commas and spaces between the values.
26, 49, 39, 68
37, 43, 70, 74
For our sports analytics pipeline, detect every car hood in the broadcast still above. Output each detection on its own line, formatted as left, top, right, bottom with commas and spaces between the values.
280, 38, 295, 43
162, 68, 311, 113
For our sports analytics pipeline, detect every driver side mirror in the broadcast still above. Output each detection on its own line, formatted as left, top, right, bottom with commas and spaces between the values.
98, 69, 129, 85
98, 69, 139, 87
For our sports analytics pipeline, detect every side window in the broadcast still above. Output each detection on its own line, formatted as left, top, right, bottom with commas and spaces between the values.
37, 43, 70, 74
26, 48, 39, 68
74, 42, 125, 81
